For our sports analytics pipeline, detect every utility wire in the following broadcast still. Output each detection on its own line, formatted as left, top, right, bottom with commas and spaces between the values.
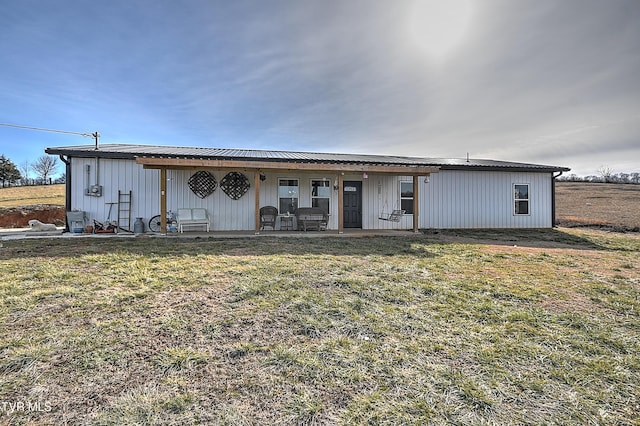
0, 122, 95, 137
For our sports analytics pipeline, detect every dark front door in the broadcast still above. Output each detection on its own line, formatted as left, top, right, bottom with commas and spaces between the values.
343, 181, 362, 228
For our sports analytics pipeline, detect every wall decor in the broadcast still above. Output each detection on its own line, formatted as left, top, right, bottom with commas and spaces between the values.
220, 172, 250, 200
188, 171, 217, 198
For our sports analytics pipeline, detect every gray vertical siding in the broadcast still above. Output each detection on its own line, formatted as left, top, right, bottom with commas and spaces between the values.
361, 175, 414, 230
420, 170, 553, 228
166, 169, 253, 231
70, 157, 160, 226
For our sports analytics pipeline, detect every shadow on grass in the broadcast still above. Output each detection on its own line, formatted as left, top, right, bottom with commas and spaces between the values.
424, 228, 609, 250
0, 235, 438, 260
0, 228, 627, 261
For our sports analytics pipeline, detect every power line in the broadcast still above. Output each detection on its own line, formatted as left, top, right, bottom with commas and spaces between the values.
0, 122, 94, 137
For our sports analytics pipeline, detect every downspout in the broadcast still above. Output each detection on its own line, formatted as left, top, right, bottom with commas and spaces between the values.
552, 171, 564, 227
96, 156, 100, 187
59, 155, 71, 232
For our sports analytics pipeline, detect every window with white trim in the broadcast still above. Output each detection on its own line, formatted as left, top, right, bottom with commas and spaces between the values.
279, 179, 299, 214
514, 184, 529, 215
311, 179, 331, 214
400, 181, 414, 214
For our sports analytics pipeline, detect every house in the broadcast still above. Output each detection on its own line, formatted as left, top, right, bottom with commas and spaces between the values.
44, 144, 570, 233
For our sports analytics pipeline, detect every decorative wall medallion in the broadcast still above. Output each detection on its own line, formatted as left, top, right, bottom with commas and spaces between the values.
188, 171, 217, 198
220, 172, 250, 200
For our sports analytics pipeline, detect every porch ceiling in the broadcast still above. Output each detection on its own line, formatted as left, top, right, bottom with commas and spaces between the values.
136, 157, 439, 175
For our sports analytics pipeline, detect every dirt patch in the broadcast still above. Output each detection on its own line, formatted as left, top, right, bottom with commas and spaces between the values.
0, 205, 66, 228
538, 290, 603, 314
556, 182, 640, 232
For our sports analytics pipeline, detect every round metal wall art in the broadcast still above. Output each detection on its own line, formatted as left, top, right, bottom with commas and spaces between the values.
220, 172, 250, 200
188, 171, 217, 198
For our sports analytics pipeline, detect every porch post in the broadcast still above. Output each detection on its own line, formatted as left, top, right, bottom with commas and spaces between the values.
254, 170, 261, 234
338, 174, 344, 234
160, 167, 167, 234
413, 175, 420, 233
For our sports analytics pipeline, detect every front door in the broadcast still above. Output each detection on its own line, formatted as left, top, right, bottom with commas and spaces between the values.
343, 181, 362, 228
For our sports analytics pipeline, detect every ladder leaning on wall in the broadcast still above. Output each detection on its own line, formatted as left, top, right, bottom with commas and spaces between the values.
117, 190, 132, 232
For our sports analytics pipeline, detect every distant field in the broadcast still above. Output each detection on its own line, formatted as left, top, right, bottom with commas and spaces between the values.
556, 182, 640, 231
0, 184, 65, 208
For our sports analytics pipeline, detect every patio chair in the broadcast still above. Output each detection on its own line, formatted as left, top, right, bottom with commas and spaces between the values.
260, 206, 278, 230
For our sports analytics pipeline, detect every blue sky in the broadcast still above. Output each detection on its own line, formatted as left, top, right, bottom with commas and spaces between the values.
1, 0, 639, 177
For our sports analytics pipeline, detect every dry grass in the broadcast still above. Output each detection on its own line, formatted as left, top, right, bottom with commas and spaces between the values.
556, 182, 640, 231
0, 229, 638, 424
0, 184, 65, 208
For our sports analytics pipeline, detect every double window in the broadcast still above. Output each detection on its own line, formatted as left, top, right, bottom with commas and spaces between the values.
514, 184, 529, 215
400, 180, 414, 214
278, 178, 332, 215
311, 179, 331, 214
278, 179, 298, 214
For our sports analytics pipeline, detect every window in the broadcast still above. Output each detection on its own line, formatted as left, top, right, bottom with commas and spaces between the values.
311, 179, 331, 214
279, 179, 299, 214
514, 184, 529, 215
400, 181, 414, 214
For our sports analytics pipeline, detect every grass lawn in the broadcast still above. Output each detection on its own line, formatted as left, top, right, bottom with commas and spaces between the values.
0, 229, 638, 424
0, 184, 65, 208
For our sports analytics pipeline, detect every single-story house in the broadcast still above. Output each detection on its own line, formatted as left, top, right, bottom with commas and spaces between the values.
45, 143, 570, 233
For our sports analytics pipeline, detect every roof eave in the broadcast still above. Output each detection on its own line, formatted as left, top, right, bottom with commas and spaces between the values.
45, 147, 136, 160
135, 156, 440, 175
438, 164, 571, 173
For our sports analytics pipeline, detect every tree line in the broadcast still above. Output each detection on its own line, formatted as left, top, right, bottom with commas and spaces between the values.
557, 166, 640, 184
0, 154, 61, 187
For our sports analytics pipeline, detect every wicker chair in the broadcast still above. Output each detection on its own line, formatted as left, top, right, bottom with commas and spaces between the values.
259, 206, 278, 230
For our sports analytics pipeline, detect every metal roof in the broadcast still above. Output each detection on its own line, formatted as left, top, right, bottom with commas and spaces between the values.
45, 143, 570, 172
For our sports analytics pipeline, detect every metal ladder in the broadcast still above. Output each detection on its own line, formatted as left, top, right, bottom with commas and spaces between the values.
117, 190, 132, 232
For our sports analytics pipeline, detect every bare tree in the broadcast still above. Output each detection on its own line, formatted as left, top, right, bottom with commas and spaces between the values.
32, 155, 58, 184
597, 166, 614, 183
19, 160, 30, 185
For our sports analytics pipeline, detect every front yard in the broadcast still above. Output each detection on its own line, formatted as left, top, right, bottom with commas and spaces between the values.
0, 229, 638, 424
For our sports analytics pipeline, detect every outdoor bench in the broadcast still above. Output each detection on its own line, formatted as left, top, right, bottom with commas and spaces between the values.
296, 207, 328, 231
177, 208, 210, 233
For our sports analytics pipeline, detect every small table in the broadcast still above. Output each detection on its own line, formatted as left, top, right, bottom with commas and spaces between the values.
279, 215, 294, 231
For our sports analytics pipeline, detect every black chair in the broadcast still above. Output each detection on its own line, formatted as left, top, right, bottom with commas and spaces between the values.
260, 206, 278, 230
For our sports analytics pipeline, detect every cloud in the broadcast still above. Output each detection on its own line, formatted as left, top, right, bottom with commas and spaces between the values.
1, 0, 638, 176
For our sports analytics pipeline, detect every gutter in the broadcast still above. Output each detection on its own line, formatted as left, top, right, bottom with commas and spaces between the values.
59, 155, 71, 232
552, 171, 564, 227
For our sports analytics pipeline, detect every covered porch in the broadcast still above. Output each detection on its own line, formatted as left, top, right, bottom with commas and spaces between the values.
136, 157, 438, 234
